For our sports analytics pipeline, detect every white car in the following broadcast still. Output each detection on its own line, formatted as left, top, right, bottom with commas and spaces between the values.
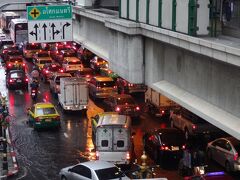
59, 160, 130, 180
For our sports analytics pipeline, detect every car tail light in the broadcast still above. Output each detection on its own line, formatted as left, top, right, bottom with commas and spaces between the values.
24, 50, 27, 54
9, 79, 13, 83
96, 86, 101, 89
126, 152, 130, 160
136, 106, 140, 111
55, 116, 60, 121
60, 69, 64, 73
161, 110, 165, 114
31, 43, 35, 45
234, 153, 238, 161
182, 145, 186, 150
67, 65, 69, 68
161, 145, 169, 151
3, 50, 7, 53
128, 83, 133, 87
32, 89, 36, 93
86, 75, 90, 78
113, 86, 117, 89
23, 63, 26, 67
25, 78, 29, 82
192, 125, 197, 130
97, 63, 99, 66
8, 63, 12, 67
45, 70, 49, 73
35, 117, 40, 122
115, 107, 120, 112
95, 151, 99, 160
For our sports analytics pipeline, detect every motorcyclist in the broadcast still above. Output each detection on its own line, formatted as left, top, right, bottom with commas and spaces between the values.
31, 65, 40, 81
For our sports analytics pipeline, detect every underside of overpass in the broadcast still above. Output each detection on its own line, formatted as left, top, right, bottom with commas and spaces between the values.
73, 7, 240, 140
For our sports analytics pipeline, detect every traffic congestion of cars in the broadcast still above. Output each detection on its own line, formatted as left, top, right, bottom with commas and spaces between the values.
0, 15, 239, 180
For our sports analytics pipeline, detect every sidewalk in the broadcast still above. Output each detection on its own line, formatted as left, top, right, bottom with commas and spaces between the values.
0, 127, 18, 179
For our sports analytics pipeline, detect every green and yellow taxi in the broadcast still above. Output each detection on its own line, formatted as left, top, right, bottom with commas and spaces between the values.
27, 102, 60, 130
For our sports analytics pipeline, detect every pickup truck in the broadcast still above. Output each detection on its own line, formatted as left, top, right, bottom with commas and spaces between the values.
170, 108, 221, 139
49, 72, 71, 95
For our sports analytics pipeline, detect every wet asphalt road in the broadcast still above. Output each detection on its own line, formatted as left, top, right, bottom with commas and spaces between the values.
1, 61, 239, 180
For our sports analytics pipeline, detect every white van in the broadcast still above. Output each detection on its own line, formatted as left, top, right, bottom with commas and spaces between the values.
91, 112, 133, 165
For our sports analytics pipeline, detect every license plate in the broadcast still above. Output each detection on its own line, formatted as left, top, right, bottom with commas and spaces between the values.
17, 80, 22, 82
171, 146, 179, 151
45, 119, 52, 122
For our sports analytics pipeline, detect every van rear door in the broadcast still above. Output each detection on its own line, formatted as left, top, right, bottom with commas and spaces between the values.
113, 127, 129, 151
96, 127, 113, 151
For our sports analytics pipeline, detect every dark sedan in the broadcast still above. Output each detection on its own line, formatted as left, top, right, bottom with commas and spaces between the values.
6, 70, 28, 90
143, 128, 186, 168
104, 94, 141, 118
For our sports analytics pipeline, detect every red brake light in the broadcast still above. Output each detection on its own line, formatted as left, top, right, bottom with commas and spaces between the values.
126, 152, 130, 160
182, 145, 186, 150
3, 50, 7, 53
8, 63, 12, 67
60, 69, 64, 73
161, 145, 169, 151
161, 110, 165, 114
113, 86, 117, 89
128, 83, 133, 87
96, 151, 99, 160
9, 79, 13, 83
96, 86, 101, 89
25, 78, 29, 82
23, 63, 26, 67
45, 70, 49, 73
32, 89, 36, 93
86, 75, 90, 78
115, 107, 120, 112
136, 106, 140, 111
234, 153, 238, 161
192, 125, 196, 129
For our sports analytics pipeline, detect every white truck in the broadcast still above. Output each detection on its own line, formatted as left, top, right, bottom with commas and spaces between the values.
58, 77, 89, 112
145, 87, 179, 119
91, 112, 133, 165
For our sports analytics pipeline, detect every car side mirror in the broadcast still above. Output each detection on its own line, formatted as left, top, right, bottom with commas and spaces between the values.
68, 168, 73, 172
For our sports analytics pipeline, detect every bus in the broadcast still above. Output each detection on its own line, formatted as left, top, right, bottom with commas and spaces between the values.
1, 12, 20, 32
9, 18, 28, 44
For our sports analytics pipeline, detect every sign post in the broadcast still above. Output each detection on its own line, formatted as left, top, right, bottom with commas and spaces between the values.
27, 5, 73, 43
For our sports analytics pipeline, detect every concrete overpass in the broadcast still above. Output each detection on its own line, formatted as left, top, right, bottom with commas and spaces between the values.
72, 5, 240, 140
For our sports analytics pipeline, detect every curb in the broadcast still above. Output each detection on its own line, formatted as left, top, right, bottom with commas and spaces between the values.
5, 127, 19, 177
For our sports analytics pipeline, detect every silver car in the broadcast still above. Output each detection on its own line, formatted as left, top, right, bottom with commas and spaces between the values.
59, 160, 130, 180
207, 137, 240, 172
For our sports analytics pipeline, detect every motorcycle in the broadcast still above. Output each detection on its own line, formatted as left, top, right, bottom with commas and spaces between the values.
31, 87, 38, 100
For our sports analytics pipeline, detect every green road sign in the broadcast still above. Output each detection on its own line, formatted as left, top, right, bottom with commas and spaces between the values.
27, 5, 72, 21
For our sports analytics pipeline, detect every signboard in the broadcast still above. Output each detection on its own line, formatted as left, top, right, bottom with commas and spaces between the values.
27, 5, 72, 43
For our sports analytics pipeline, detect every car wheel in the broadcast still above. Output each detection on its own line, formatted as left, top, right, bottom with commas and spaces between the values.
61, 175, 67, 180
184, 129, 190, 140
225, 161, 231, 172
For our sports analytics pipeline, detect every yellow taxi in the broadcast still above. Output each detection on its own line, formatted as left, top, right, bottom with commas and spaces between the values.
27, 102, 60, 130
33, 50, 53, 69
6, 56, 26, 72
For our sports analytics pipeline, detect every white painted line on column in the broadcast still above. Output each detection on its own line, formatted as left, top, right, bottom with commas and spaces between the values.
64, 133, 69, 138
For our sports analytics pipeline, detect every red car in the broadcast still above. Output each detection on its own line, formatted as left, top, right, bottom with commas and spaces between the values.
41, 63, 63, 83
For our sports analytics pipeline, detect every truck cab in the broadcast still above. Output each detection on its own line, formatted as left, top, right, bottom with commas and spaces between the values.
91, 112, 133, 165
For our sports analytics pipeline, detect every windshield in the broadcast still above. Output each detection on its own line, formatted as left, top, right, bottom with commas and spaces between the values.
38, 53, 49, 57
8, 51, 21, 56
40, 60, 52, 64
9, 59, 23, 63
79, 69, 94, 75
160, 132, 185, 146
95, 167, 125, 180
64, 52, 76, 57
26, 44, 41, 50
36, 107, 56, 116
68, 61, 81, 65
49, 65, 61, 71
10, 72, 24, 78
98, 81, 115, 88
117, 97, 135, 105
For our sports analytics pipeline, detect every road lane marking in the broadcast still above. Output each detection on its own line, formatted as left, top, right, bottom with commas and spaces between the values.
64, 132, 69, 138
